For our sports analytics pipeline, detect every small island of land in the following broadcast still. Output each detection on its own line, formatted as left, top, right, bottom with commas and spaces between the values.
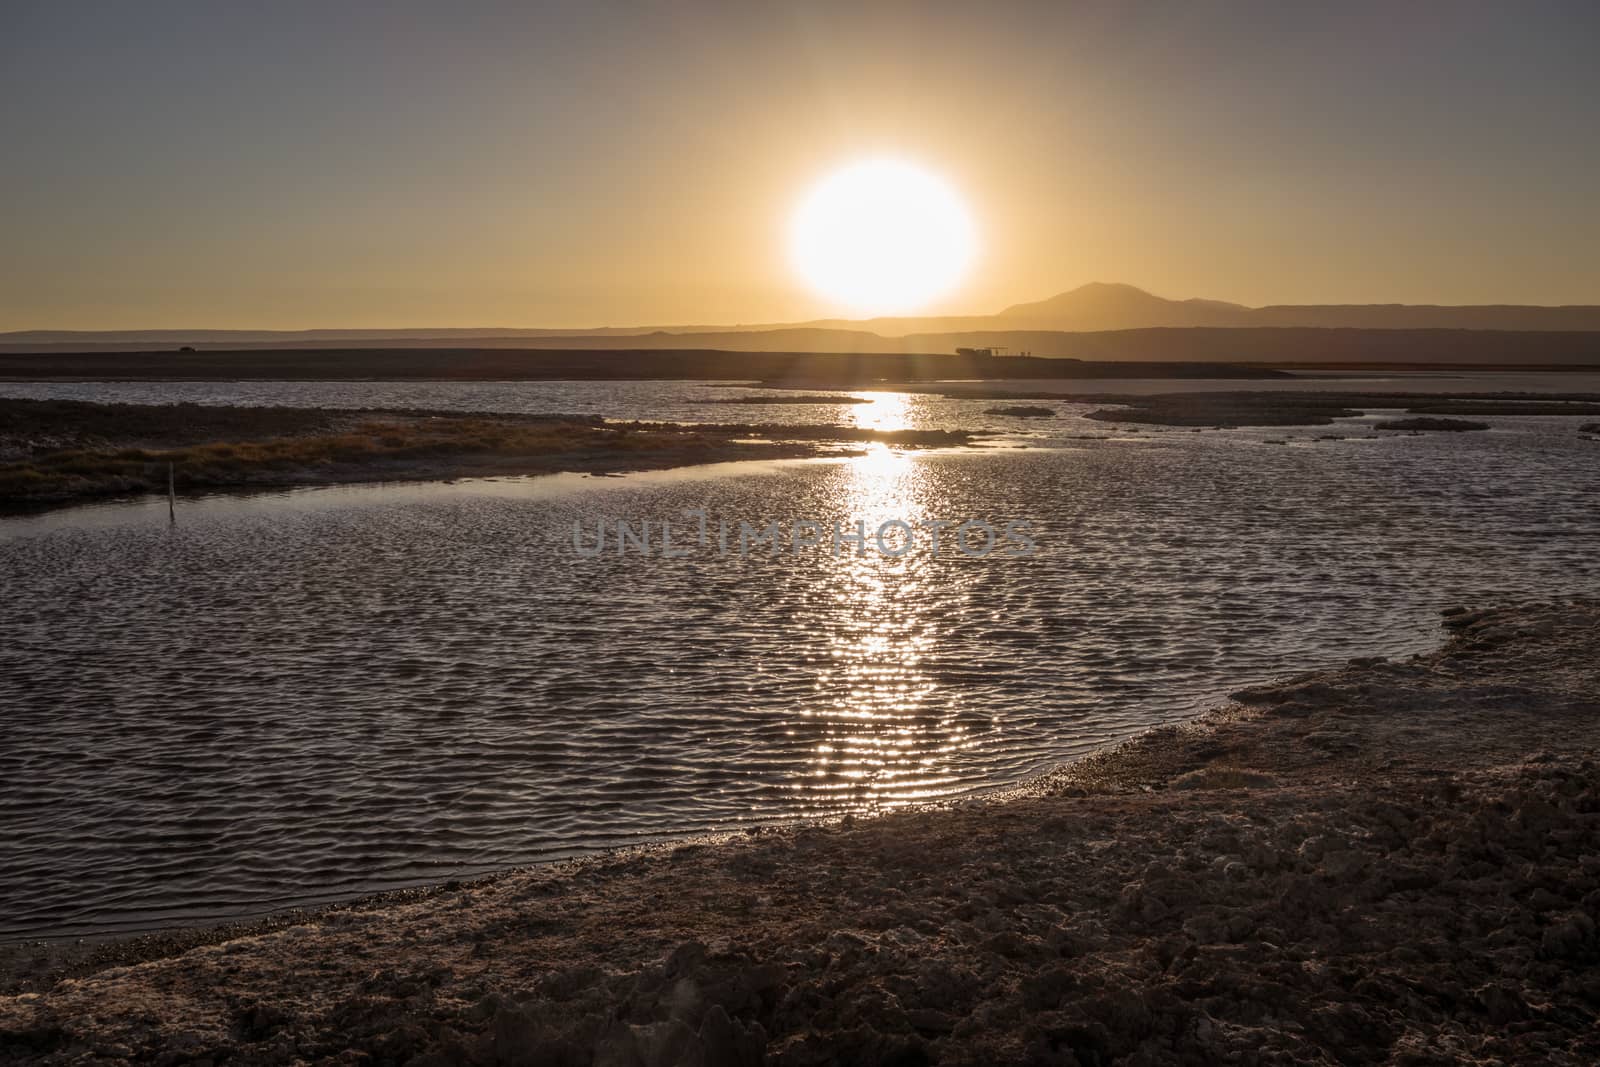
0, 399, 970, 510
1373, 417, 1491, 432
1077, 391, 1600, 428
982, 406, 1056, 418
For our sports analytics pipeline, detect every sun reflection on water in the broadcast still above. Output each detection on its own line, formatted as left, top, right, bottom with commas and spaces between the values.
850, 392, 912, 432
791, 429, 989, 815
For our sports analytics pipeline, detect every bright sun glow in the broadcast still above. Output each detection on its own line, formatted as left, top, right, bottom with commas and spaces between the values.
789, 158, 977, 316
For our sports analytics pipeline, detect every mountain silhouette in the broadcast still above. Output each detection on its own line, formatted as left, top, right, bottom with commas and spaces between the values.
995, 282, 1251, 330
6, 284, 1600, 360
987, 283, 1600, 332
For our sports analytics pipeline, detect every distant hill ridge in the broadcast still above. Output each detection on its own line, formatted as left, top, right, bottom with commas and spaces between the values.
6, 283, 1593, 350
990, 282, 1600, 331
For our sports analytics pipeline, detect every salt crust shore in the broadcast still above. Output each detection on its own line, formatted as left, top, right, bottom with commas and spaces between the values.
3, 599, 1599, 1065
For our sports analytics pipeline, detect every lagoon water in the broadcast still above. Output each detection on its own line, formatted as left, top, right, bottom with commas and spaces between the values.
4, 370, 1600, 428
2, 377, 1598, 938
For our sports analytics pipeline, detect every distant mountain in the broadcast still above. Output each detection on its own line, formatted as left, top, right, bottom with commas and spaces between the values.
990, 283, 1600, 332
5, 284, 1600, 360
760, 283, 1600, 334
1245, 303, 1600, 330
995, 282, 1252, 330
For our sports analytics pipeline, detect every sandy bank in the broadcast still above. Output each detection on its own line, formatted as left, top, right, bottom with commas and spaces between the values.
3, 600, 1599, 1064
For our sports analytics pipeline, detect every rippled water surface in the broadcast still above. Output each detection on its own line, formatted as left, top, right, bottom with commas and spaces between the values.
2, 379, 1598, 938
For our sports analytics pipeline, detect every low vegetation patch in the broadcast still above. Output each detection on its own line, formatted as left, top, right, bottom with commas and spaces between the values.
0, 399, 974, 507
0, 415, 624, 500
1373, 416, 1490, 432
0, 398, 341, 446
1405, 400, 1600, 416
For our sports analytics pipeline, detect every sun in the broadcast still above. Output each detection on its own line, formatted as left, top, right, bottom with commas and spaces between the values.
789, 158, 978, 316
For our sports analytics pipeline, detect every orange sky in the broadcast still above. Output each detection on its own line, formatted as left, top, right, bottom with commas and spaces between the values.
3, 2, 1598, 329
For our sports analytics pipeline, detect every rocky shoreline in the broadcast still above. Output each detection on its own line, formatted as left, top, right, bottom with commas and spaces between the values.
3, 599, 1599, 1065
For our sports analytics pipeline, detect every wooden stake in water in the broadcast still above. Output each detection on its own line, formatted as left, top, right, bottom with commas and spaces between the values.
168, 462, 176, 523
